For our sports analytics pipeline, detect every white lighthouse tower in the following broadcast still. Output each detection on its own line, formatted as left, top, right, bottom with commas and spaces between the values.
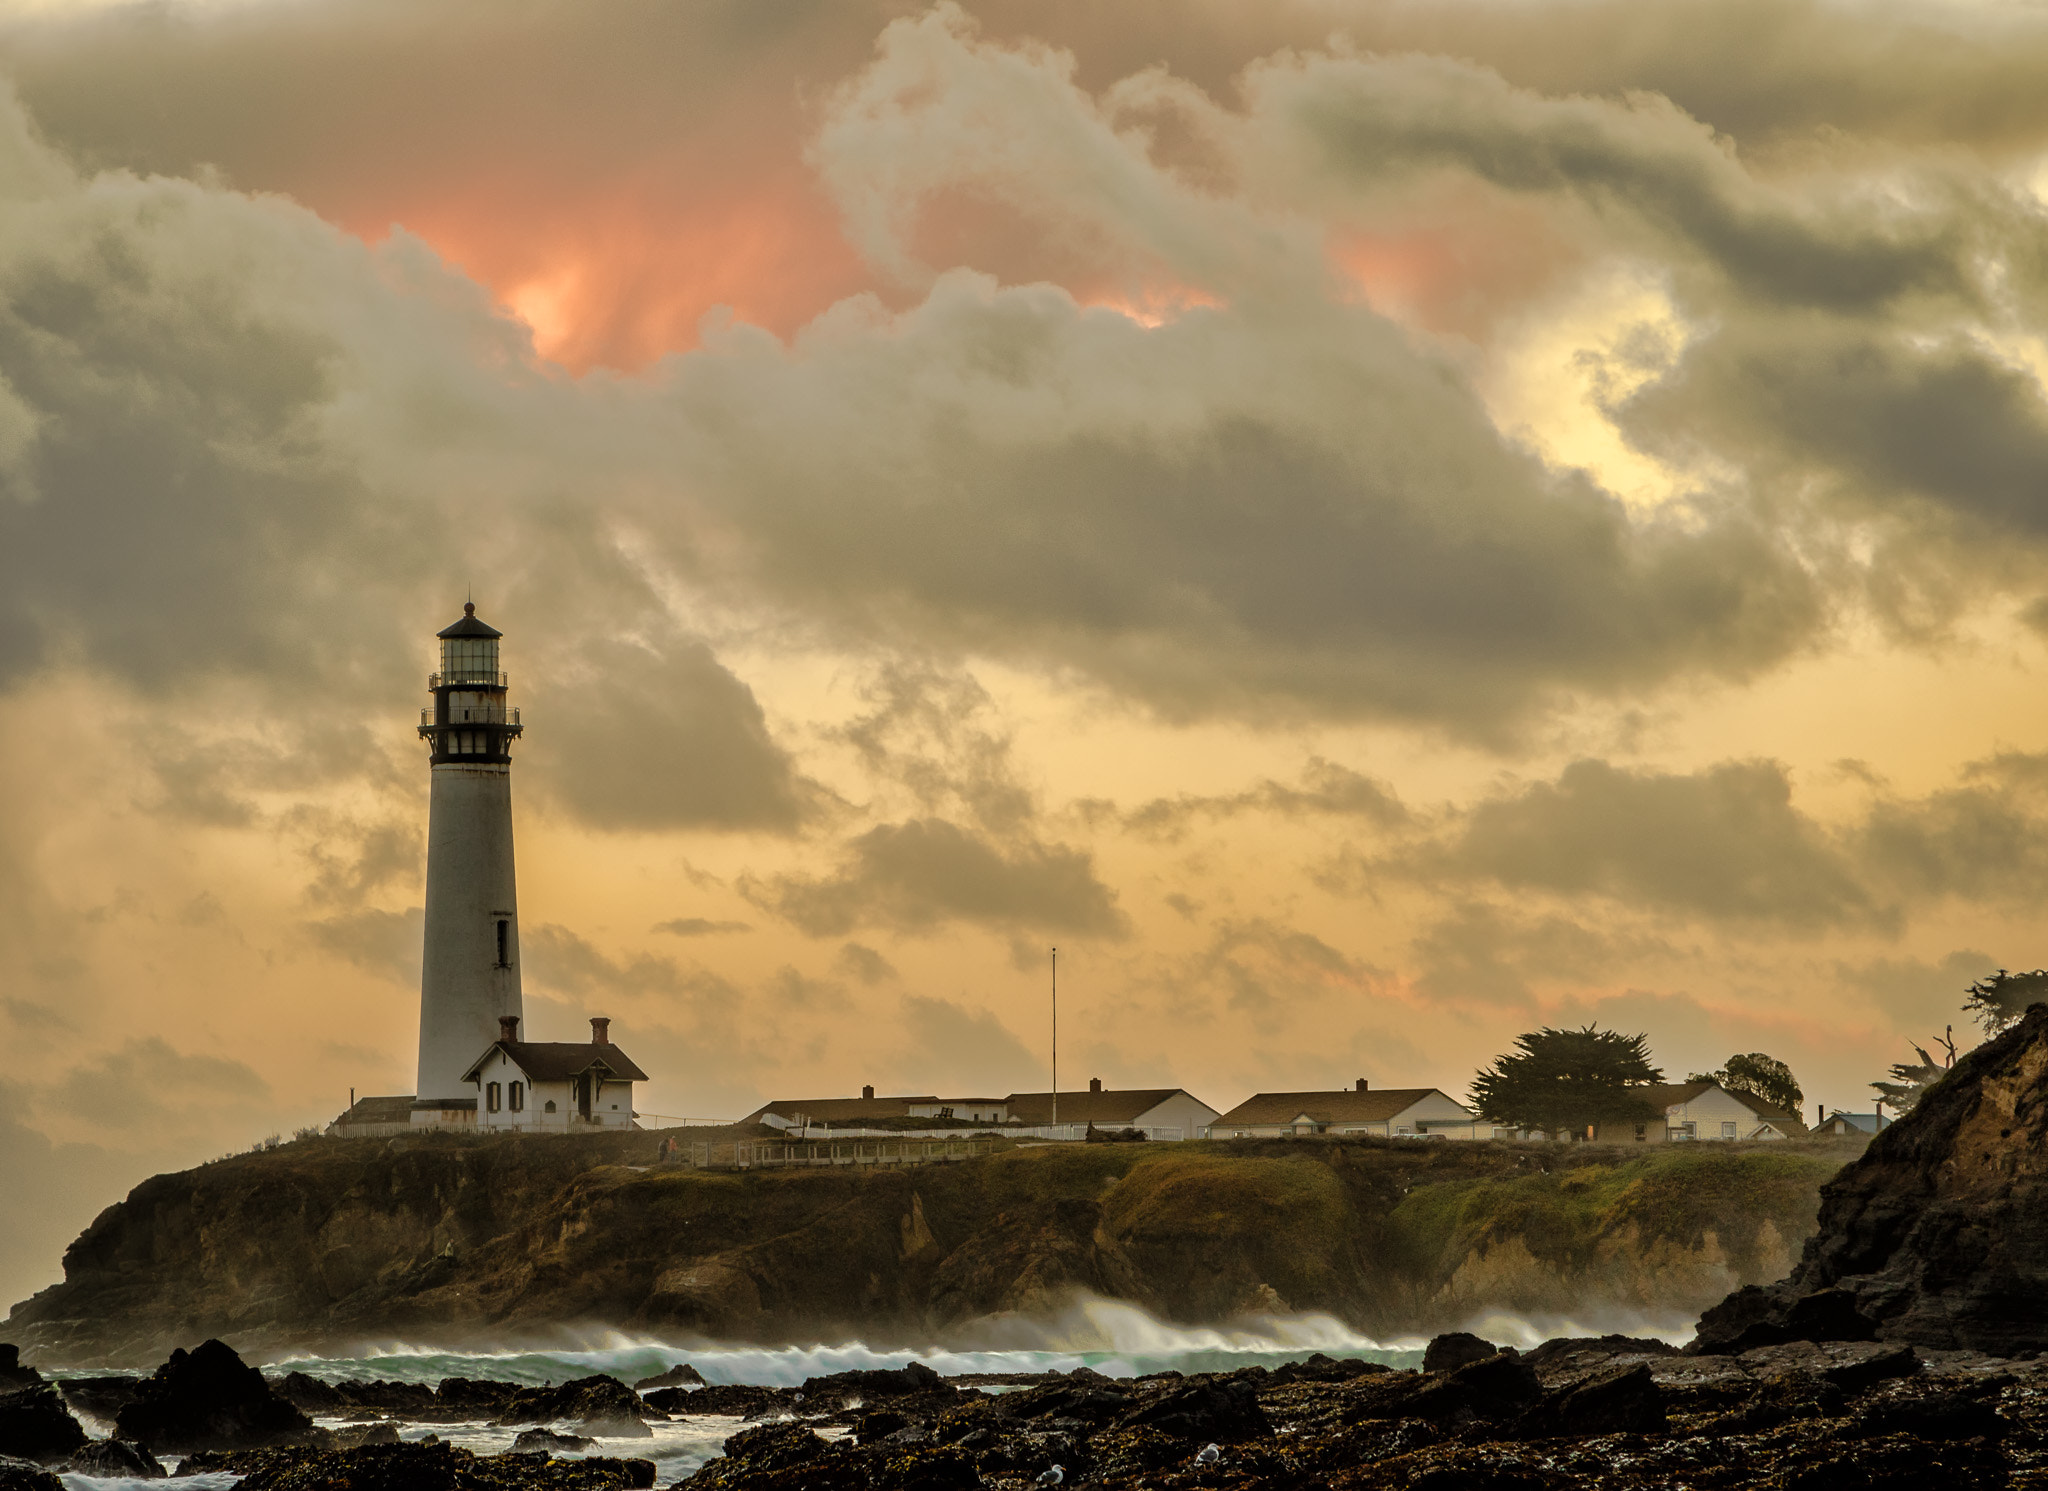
411, 602, 525, 1126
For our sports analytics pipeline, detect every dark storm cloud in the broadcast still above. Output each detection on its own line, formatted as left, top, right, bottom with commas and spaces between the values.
1427, 758, 1876, 927
750, 817, 1126, 938
522, 637, 821, 834
1408, 751, 2048, 931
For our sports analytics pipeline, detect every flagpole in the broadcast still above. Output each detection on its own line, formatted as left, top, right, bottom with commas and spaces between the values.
1051, 947, 1058, 1131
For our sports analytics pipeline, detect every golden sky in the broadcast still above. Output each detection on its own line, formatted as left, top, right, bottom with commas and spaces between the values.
6, 0, 2048, 1305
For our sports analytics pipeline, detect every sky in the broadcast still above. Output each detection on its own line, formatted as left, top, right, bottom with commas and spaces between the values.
5, 0, 2048, 1307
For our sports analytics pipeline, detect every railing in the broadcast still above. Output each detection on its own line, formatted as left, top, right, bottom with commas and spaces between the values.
421, 706, 520, 726
428, 671, 509, 688
674, 1138, 1005, 1170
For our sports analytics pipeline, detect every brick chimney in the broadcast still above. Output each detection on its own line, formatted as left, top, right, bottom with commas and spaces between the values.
498, 1015, 520, 1043
1357, 1078, 1368, 1091
863, 1085, 875, 1100
590, 1016, 610, 1045
1089, 1077, 1103, 1093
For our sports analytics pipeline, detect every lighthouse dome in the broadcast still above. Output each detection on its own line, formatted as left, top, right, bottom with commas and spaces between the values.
436, 601, 502, 640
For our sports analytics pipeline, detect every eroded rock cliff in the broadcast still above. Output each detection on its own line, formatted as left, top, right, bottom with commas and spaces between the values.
1695, 1002, 2048, 1354
9, 1132, 1846, 1365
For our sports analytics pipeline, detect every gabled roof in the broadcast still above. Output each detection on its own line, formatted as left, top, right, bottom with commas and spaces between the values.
1210, 1088, 1467, 1126
1723, 1087, 1810, 1135
1638, 1081, 1716, 1110
743, 1096, 939, 1123
463, 1040, 648, 1084
1003, 1088, 1212, 1125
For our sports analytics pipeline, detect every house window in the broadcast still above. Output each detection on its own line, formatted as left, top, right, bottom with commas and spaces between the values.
496, 920, 509, 968
486, 1082, 501, 1113
1721, 1121, 1738, 1139
509, 1081, 524, 1113
1679, 1121, 1697, 1140
1634, 1123, 1647, 1141
544, 1100, 556, 1114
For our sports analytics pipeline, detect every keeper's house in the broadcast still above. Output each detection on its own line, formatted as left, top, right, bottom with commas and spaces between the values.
1588, 1081, 1808, 1143
1207, 1081, 1485, 1139
462, 1015, 647, 1131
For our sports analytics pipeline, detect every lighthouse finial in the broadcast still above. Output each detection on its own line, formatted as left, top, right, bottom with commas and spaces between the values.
464, 601, 475, 618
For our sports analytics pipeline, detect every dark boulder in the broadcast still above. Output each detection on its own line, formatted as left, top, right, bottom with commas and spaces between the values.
186, 1440, 656, 1490
493, 1376, 656, 1437
275, 1372, 347, 1413
799, 1361, 945, 1400
111, 1339, 314, 1454
0, 1352, 39, 1392
1692, 1003, 2048, 1355
1522, 1363, 1666, 1437
436, 1378, 519, 1417
333, 1422, 402, 1449
513, 1427, 597, 1452
1422, 1332, 1500, 1373
0, 1456, 60, 1491
0, 1387, 87, 1464
58, 1375, 142, 1422
632, 1364, 704, 1390
1266, 1353, 1389, 1384
65, 1438, 165, 1478
684, 1422, 861, 1489
1118, 1379, 1270, 1443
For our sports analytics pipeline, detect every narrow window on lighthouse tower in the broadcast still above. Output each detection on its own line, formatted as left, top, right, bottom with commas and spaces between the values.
496, 919, 509, 968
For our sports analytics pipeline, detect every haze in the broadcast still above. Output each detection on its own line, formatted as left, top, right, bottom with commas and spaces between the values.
5, 0, 2048, 1306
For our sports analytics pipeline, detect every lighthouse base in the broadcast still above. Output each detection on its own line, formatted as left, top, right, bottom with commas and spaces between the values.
409, 1098, 479, 1129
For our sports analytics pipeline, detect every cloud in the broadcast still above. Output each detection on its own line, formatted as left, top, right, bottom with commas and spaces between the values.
1403, 751, 2048, 933
751, 818, 1126, 938
522, 636, 821, 834
1121, 757, 1407, 839
893, 994, 1046, 1095
307, 906, 423, 986
1410, 901, 1666, 1006
1836, 948, 1997, 1030
654, 917, 752, 937
1424, 758, 1876, 927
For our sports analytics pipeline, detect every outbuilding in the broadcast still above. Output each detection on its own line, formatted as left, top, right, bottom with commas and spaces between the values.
463, 1015, 647, 1131
1208, 1082, 1482, 1139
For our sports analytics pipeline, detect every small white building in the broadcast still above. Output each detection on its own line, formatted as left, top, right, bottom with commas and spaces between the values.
1208, 1081, 1483, 1139
462, 1015, 646, 1131
1591, 1081, 1808, 1143
1002, 1081, 1221, 1139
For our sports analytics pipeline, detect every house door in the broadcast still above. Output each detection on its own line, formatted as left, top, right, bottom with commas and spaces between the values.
577, 1075, 592, 1119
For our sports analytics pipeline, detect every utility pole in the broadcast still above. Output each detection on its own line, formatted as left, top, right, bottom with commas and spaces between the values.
1051, 947, 1058, 1131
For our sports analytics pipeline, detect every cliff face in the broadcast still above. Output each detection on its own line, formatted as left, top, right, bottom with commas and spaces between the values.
1696, 1003, 2048, 1354
8, 1133, 1844, 1366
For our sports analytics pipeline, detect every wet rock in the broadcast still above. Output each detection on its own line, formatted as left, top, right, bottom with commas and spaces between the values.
634, 1365, 705, 1391
277, 1374, 439, 1419
853, 1411, 908, 1445
1523, 1363, 1666, 1437
1520, 1335, 1679, 1381
111, 1340, 314, 1454
513, 1428, 597, 1452
0, 1386, 87, 1464
333, 1422, 403, 1449
798, 1362, 945, 1401
1117, 1378, 1270, 1443
56, 1374, 141, 1423
1361, 1352, 1544, 1427
0, 1456, 60, 1491
493, 1376, 659, 1437
64, 1437, 164, 1478
1265, 1352, 1389, 1384
437, 1378, 521, 1418
184, 1440, 657, 1490
1693, 1002, 2048, 1355
1422, 1332, 1500, 1373
682, 1422, 845, 1489
0, 1352, 39, 1393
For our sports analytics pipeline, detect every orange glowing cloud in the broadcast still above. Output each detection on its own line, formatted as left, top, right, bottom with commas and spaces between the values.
1329, 195, 1586, 341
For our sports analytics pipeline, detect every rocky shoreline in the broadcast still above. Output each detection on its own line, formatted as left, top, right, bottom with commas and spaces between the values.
3, 1331, 2044, 1489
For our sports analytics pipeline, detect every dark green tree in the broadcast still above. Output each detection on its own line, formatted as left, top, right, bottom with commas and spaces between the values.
1686, 1052, 1803, 1114
1472, 1025, 1663, 1140
1872, 1044, 1946, 1113
1962, 969, 2048, 1034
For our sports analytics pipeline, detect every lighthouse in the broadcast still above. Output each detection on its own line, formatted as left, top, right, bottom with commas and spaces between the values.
411, 602, 525, 1126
